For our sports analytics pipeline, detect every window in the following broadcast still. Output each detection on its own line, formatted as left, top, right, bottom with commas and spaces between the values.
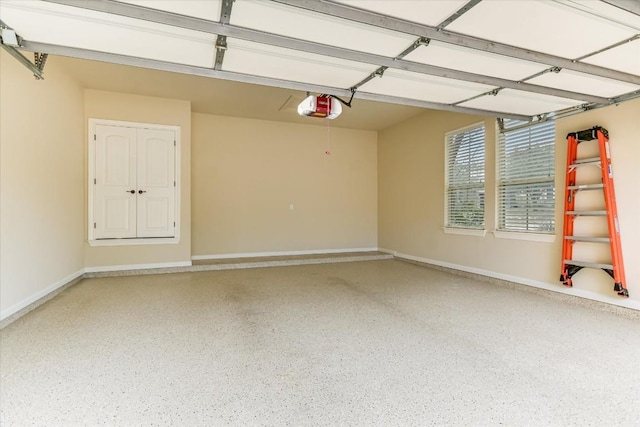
497, 120, 555, 233
445, 123, 485, 230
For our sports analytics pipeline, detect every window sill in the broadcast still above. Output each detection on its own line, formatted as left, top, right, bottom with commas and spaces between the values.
492, 231, 555, 243
88, 237, 179, 247
442, 227, 487, 237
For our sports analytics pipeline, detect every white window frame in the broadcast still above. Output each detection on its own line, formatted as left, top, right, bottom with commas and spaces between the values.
443, 122, 486, 237
87, 118, 181, 246
494, 119, 556, 242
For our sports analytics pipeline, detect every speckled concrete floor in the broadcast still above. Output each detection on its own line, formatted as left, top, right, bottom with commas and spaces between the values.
1, 259, 639, 426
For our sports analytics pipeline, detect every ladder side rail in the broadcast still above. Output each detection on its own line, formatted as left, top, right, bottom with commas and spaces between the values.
561, 135, 579, 285
596, 130, 628, 295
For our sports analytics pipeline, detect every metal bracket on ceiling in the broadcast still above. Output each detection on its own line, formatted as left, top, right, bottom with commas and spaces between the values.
33, 52, 48, 80
348, 64, 388, 97
349, 36, 429, 93
452, 87, 502, 106
497, 115, 549, 133
0, 20, 44, 79
396, 37, 430, 59
374, 67, 386, 77
436, 0, 483, 30
452, 64, 565, 108
496, 115, 550, 133
214, 0, 234, 71
350, 66, 387, 92
213, 29, 231, 70
213, 36, 227, 70
522, 66, 563, 83
328, 88, 356, 108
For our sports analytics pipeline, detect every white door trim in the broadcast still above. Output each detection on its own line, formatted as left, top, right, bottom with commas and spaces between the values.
88, 118, 181, 246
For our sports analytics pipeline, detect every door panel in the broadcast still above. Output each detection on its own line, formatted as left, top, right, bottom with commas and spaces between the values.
104, 197, 134, 232
136, 129, 176, 238
95, 125, 137, 239
142, 197, 169, 231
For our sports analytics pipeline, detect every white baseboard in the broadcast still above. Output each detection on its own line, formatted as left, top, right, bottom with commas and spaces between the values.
192, 247, 380, 261
6, 250, 634, 327
2, 261, 193, 325
378, 248, 396, 255
383, 249, 640, 311
0, 268, 85, 322
84, 261, 192, 273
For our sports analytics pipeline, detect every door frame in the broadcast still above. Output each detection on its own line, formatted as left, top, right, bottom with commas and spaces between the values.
88, 118, 181, 246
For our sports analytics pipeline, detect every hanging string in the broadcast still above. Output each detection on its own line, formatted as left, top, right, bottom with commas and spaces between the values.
325, 119, 331, 156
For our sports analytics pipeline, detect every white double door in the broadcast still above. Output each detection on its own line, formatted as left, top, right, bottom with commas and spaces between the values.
94, 124, 176, 239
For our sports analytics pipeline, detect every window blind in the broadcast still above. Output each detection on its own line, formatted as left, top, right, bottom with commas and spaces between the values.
497, 120, 555, 233
446, 124, 485, 229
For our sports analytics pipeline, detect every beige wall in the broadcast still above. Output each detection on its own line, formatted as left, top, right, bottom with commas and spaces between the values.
0, 52, 85, 317
2, 50, 636, 317
192, 113, 378, 256
83, 90, 191, 267
378, 100, 640, 305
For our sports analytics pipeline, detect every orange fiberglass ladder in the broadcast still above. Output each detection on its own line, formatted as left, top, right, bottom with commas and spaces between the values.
560, 126, 628, 298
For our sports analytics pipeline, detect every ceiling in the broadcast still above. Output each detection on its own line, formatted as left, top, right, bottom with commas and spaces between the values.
53, 55, 425, 130
1, 0, 639, 128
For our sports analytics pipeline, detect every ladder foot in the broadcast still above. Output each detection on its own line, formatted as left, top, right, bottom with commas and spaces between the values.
614, 283, 629, 298
560, 272, 573, 287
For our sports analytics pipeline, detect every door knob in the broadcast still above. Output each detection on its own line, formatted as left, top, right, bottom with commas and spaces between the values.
138, 190, 147, 194
127, 190, 135, 194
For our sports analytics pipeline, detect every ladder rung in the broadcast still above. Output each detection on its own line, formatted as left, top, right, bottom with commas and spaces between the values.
565, 236, 610, 243
567, 184, 604, 191
566, 210, 607, 216
564, 260, 613, 270
570, 157, 600, 166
